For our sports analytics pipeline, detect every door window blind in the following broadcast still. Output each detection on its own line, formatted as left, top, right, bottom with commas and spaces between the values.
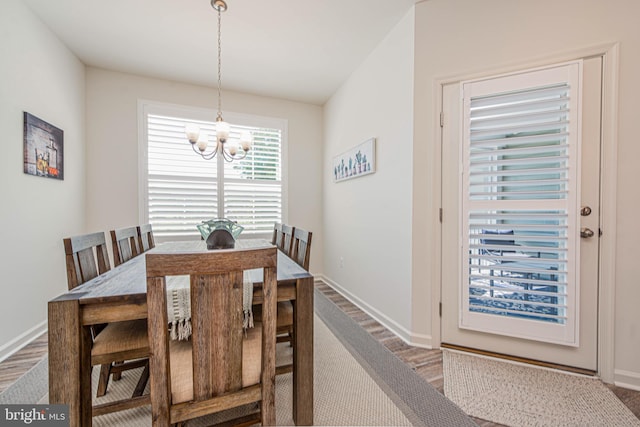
145, 110, 283, 239
460, 63, 582, 345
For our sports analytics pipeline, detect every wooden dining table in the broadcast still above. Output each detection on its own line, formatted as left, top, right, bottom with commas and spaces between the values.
48, 239, 314, 426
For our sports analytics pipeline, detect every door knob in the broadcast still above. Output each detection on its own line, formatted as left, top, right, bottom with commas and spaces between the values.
580, 228, 595, 238
580, 206, 592, 216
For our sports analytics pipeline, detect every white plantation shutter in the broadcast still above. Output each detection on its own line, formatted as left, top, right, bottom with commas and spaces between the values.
224, 126, 282, 233
460, 63, 582, 345
147, 115, 218, 238
143, 105, 284, 239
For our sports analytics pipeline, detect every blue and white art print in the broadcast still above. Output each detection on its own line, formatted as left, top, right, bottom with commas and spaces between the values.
333, 138, 375, 183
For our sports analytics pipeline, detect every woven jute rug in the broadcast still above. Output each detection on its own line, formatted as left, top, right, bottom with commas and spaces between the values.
443, 349, 640, 427
24, 315, 415, 426
3, 289, 475, 426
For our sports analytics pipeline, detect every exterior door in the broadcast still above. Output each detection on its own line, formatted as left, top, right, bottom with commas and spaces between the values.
441, 57, 602, 371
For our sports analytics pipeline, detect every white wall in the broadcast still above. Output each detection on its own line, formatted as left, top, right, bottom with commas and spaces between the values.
0, 0, 85, 357
412, 0, 640, 386
323, 10, 415, 340
85, 68, 324, 273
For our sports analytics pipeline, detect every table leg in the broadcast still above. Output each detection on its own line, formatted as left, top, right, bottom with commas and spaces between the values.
292, 276, 313, 425
48, 299, 93, 427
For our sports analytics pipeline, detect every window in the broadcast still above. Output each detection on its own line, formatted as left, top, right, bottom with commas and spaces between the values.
140, 102, 286, 240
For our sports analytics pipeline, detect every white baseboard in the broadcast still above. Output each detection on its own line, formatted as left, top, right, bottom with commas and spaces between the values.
316, 275, 433, 349
614, 369, 640, 391
0, 321, 47, 363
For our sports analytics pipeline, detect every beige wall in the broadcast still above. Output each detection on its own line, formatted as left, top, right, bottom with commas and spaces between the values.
412, 0, 640, 387
0, 0, 85, 357
85, 68, 324, 273
4, 0, 638, 390
323, 9, 415, 340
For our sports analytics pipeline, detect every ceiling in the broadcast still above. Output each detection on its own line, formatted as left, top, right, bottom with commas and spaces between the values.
23, 0, 416, 105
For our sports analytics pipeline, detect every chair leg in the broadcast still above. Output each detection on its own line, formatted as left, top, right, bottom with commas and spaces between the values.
132, 362, 150, 397
112, 361, 123, 380
96, 363, 112, 397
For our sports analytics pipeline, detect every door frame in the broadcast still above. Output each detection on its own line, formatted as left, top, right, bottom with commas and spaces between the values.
432, 43, 619, 381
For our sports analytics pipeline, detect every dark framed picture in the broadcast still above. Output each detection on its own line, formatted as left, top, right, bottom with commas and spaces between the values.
23, 112, 64, 180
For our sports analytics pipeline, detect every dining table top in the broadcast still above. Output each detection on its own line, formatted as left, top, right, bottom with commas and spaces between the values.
52, 239, 313, 305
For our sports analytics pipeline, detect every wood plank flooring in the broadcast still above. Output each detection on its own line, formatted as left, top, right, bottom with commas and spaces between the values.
1, 280, 639, 426
0, 333, 48, 394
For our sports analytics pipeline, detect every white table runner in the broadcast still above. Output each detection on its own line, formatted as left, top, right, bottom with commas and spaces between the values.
165, 271, 254, 340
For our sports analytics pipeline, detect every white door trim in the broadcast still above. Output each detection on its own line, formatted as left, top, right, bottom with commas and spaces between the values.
433, 43, 619, 381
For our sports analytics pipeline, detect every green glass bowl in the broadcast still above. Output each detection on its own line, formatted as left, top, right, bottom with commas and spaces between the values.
196, 219, 244, 240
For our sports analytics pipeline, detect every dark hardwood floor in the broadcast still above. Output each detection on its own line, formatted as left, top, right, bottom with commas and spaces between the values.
1, 280, 639, 426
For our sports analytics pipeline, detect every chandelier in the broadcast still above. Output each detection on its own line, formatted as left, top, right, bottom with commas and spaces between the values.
185, 0, 252, 162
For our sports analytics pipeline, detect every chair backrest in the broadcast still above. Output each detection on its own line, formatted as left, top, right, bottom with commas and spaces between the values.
291, 228, 313, 271
63, 232, 111, 290
110, 226, 141, 266
146, 247, 277, 426
272, 223, 283, 246
281, 224, 295, 256
137, 223, 155, 253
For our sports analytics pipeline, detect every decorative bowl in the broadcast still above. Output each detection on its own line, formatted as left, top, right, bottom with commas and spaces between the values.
196, 218, 244, 241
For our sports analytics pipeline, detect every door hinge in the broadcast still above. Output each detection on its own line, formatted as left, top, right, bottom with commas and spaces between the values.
439, 208, 443, 223
440, 112, 444, 127
599, 228, 603, 237
439, 302, 442, 317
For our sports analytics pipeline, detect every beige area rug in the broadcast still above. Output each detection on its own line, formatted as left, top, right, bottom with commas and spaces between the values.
43, 315, 413, 426
443, 349, 640, 427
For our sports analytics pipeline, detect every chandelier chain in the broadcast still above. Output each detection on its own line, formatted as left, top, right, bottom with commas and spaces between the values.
217, 6, 223, 121
186, 0, 250, 162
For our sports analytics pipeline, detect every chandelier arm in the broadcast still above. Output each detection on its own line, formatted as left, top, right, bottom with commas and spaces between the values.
192, 143, 218, 160
221, 147, 248, 162
221, 148, 234, 162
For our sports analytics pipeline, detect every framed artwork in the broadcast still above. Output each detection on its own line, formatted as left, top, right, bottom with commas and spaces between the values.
333, 137, 375, 183
23, 112, 64, 180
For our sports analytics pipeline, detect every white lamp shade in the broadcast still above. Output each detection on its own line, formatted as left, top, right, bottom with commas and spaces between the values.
185, 124, 200, 143
240, 131, 252, 152
216, 121, 230, 142
196, 133, 208, 152
227, 143, 238, 156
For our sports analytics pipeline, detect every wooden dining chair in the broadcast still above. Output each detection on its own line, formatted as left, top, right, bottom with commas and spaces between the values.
64, 231, 111, 290
146, 247, 277, 427
281, 224, 295, 256
291, 228, 313, 271
137, 223, 155, 253
110, 226, 142, 266
63, 232, 150, 414
275, 228, 313, 355
271, 222, 283, 247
